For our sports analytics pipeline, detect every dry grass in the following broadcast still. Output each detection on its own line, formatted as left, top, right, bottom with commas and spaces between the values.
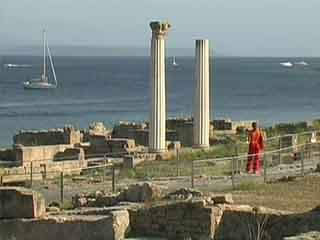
231, 175, 320, 213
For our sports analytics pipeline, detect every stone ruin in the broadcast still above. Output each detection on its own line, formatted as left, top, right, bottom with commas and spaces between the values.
0, 185, 319, 240
13, 125, 82, 146
0, 187, 129, 240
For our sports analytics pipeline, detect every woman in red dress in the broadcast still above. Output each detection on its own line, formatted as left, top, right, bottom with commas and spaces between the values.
246, 122, 265, 175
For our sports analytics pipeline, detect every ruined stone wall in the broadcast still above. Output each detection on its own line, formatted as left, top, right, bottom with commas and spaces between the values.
214, 205, 320, 240
2, 158, 87, 183
13, 127, 82, 146
132, 130, 148, 146
167, 118, 192, 129
0, 148, 15, 161
176, 123, 193, 147
232, 120, 257, 131
0, 211, 129, 240
123, 153, 157, 168
129, 201, 215, 240
14, 144, 75, 167
87, 136, 137, 155
212, 119, 233, 130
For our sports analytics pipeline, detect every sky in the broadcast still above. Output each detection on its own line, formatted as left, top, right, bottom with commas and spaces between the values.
1, 0, 319, 57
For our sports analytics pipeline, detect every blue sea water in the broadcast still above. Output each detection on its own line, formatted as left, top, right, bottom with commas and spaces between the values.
1, 56, 320, 147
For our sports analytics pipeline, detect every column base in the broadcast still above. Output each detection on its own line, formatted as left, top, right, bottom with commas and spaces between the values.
192, 144, 210, 149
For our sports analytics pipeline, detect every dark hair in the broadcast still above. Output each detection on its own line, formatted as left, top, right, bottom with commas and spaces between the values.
252, 122, 257, 128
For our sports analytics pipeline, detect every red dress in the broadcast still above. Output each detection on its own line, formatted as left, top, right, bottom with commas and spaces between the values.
247, 129, 264, 174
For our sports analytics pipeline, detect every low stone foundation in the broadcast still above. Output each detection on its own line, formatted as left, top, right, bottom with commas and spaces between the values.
129, 200, 320, 240
129, 200, 215, 240
1, 186, 319, 240
0, 211, 129, 240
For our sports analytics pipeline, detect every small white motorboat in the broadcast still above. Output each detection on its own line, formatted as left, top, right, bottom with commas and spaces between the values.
280, 62, 293, 67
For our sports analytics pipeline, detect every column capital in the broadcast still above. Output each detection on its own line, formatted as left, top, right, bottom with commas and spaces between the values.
150, 21, 171, 39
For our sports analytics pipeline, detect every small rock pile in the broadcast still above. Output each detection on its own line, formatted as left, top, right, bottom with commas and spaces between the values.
165, 188, 203, 201
72, 182, 163, 208
165, 188, 234, 205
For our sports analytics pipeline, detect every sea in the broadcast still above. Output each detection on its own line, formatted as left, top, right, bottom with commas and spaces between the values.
1, 56, 320, 148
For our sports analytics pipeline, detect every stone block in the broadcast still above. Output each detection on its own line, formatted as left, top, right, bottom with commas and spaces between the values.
0, 212, 129, 240
212, 194, 234, 204
0, 187, 45, 219
124, 183, 163, 202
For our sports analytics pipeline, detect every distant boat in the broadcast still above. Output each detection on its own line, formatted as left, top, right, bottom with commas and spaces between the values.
4, 64, 32, 68
23, 30, 57, 89
295, 61, 309, 66
280, 62, 293, 67
172, 56, 179, 67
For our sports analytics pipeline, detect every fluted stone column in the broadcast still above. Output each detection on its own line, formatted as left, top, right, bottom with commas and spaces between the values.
149, 21, 171, 153
193, 39, 210, 148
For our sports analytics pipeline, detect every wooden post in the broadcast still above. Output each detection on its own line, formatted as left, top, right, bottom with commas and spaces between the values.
231, 157, 235, 190
234, 144, 239, 174
103, 154, 107, 182
301, 149, 305, 177
112, 166, 115, 193
263, 154, 267, 183
60, 172, 64, 205
176, 149, 180, 177
278, 137, 281, 165
30, 162, 33, 188
191, 159, 194, 188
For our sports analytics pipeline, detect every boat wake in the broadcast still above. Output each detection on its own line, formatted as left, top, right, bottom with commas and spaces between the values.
294, 61, 309, 66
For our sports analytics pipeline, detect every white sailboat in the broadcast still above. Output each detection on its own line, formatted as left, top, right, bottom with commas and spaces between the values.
23, 30, 57, 89
172, 56, 179, 66
280, 62, 293, 68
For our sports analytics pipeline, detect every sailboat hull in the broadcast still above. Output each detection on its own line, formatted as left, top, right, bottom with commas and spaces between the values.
23, 81, 57, 89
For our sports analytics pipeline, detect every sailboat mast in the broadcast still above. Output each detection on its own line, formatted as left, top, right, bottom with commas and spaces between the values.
43, 30, 46, 78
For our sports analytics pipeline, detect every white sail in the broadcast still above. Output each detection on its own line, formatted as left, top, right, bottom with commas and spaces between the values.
47, 41, 57, 87
172, 56, 178, 66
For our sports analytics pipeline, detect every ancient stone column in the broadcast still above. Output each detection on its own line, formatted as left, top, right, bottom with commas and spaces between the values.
193, 39, 210, 148
149, 21, 171, 153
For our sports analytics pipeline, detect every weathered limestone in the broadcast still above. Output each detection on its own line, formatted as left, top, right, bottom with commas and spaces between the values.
149, 21, 171, 153
0, 187, 45, 219
14, 144, 75, 167
121, 182, 163, 202
13, 125, 82, 146
0, 211, 129, 240
129, 200, 215, 240
193, 39, 210, 148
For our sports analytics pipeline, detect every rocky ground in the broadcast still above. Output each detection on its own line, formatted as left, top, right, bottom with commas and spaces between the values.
27, 168, 320, 213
